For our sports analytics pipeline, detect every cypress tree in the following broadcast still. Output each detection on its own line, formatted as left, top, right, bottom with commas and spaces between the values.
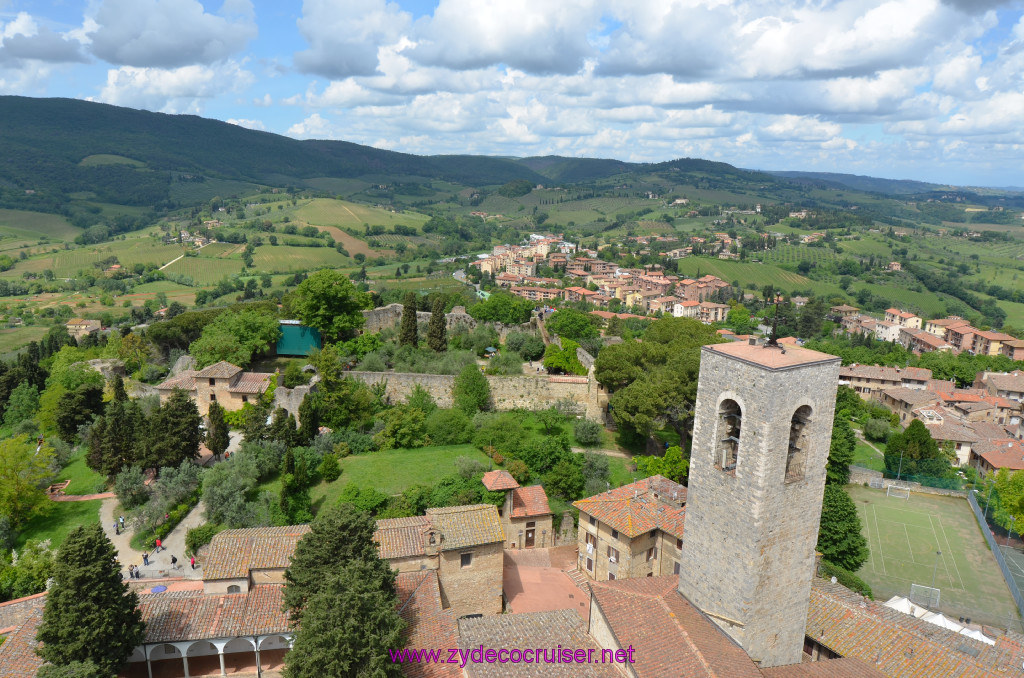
36, 524, 145, 674
297, 394, 320, 446
399, 292, 418, 347
111, 375, 128, 403
427, 297, 447, 353
144, 388, 201, 468
206, 401, 231, 460
268, 407, 298, 448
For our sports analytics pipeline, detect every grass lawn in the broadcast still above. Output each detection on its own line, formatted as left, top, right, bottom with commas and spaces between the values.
15, 499, 102, 549
55, 449, 108, 495
608, 456, 642, 488
0, 326, 49, 355
848, 483, 1020, 628
313, 444, 492, 503
853, 442, 886, 472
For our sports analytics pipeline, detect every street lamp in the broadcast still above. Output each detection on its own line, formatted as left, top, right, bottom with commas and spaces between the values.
896, 447, 906, 483
931, 550, 942, 589
1008, 516, 1016, 548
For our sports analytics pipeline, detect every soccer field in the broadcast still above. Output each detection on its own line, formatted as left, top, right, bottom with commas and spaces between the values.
849, 484, 1021, 629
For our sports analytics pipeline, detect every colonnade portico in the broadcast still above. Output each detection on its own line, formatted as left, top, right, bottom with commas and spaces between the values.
135, 633, 292, 678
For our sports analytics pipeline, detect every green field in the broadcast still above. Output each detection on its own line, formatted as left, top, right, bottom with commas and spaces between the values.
163, 249, 245, 283
294, 198, 429, 231
252, 245, 348, 273
849, 281, 950, 317
850, 484, 1019, 628
15, 499, 102, 550
54, 449, 108, 495
314, 444, 492, 500
78, 154, 145, 167
0, 326, 49, 355
0, 209, 80, 241
1, 238, 185, 279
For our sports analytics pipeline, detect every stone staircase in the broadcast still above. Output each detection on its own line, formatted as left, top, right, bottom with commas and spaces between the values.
563, 567, 591, 597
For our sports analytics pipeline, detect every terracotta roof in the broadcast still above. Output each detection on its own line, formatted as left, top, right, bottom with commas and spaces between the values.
590, 576, 763, 678
229, 371, 272, 394
973, 440, 1024, 471
703, 342, 839, 370
156, 370, 197, 392
0, 599, 44, 677
195, 361, 243, 379
395, 571, 460, 678
203, 525, 311, 580
458, 609, 620, 677
573, 475, 686, 539
139, 585, 289, 642
375, 516, 432, 560
806, 577, 1024, 677
425, 504, 504, 551
925, 420, 980, 444
760, 658, 883, 678
0, 592, 45, 633
510, 485, 552, 518
984, 372, 1024, 393
481, 470, 520, 491
839, 364, 933, 383
882, 387, 940, 407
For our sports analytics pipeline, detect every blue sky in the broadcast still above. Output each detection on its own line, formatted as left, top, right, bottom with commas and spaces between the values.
2, 0, 1024, 187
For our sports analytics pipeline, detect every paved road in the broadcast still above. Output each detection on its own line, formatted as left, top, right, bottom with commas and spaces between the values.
102, 499, 208, 580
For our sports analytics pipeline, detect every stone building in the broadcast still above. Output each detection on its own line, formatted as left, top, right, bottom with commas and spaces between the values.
838, 364, 932, 400
201, 525, 310, 595
65, 317, 101, 340
481, 470, 554, 549
678, 339, 840, 668
574, 475, 686, 581
155, 360, 272, 416
374, 504, 505, 617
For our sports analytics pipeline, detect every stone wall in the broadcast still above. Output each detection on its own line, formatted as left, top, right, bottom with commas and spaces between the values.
345, 371, 606, 419
437, 542, 504, 617
273, 376, 318, 423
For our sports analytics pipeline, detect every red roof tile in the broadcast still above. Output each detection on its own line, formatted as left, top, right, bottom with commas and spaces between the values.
203, 525, 311, 580
396, 571, 460, 678
0, 600, 44, 677
510, 485, 552, 518
375, 516, 433, 560
573, 475, 686, 538
760, 658, 883, 677
481, 470, 520, 491
138, 585, 290, 642
590, 576, 763, 678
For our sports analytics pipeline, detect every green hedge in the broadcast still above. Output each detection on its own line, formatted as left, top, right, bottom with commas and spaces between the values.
185, 523, 225, 556
819, 560, 873, 599
129, 490, 202, 551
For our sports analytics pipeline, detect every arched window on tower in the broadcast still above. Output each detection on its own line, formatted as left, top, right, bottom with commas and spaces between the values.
717, 399, 741, 472
786, 405, 812, 483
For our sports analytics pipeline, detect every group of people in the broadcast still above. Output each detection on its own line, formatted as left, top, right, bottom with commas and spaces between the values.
114, 515, 198, 580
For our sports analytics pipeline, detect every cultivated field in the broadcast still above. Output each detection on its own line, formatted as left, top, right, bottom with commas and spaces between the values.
674, 257, 842, 295
252, 245, 348, 273
850, 483, 1020, 629
0, 209, 80, 241
293, 198, 429, 231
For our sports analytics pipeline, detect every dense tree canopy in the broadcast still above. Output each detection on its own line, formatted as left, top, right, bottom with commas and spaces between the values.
467, 293, 533, 325
291, 269, 371, 342
188, 308, 281, 369
0, 435, 55, 530
816, 485, 869, 571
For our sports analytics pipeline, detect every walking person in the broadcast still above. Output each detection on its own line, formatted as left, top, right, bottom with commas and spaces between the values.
119, 515, 125, 529
143, 552, 149, 566
114, 521, 120, 536
170, 555, 178, 570
154, 538, 162, 553
190, 555, 196, 570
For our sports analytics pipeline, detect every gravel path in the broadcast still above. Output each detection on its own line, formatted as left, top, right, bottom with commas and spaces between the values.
101, 498, 208, 580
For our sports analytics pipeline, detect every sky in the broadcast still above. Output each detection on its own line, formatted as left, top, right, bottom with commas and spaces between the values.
2, 1, 1024, 187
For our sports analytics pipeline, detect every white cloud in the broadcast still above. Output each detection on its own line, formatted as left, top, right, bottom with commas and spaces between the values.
227, 117, 265, 130
760, 115, 843, 141
287, 112, 334, 138
0, 12, 87, 65
87, 0, 256, 67
94, 61, 253, 113
294, 0, 412, 78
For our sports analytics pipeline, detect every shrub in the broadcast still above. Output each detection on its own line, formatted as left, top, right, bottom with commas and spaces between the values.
320, 452, 341, 482
425, 408, 472, 445
237, 439, 287, 481
454, 364, 491, 414
506, 459, 529, 484
333, 429, 374, 455
573, 419, 603, 447
505, 331, 544, 360
185, 523, 224, 556
492, 453, 504, 465
283, 361, 311, 388
485, 351, 523, 375
114, 466, 149, 510
863, 418, 890, 442
819, 560, 873, 598
455, 456, 488, 479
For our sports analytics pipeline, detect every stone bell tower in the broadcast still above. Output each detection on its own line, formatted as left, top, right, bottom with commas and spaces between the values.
677, 339, 840, 668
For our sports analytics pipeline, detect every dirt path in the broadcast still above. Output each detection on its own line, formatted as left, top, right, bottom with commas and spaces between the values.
103, 499, 208, 580
854, 429, 884, 456
571, 446, 631, 459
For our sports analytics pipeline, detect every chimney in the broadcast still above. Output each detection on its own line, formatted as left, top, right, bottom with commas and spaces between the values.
748, 337, 757, 346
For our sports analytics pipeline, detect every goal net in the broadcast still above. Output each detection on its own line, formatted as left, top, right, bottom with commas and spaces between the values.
869, 478, 884, 490
910, 583, 941, 609
887, 485, 910, 500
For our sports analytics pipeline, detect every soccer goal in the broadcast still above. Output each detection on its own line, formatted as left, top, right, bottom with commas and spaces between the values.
887, 484, 910, 500
910, 583, 941, 609
869, 478, 885, 490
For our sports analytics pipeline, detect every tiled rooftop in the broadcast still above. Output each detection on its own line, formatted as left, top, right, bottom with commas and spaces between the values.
882, 387, 940, 406
481, 470, 520, 491
395, 571, 460, 678
973, 440, 1024, 471
510, 485, 552, 518
229, 371, 272, 394
375, 516, 432, 560
573, 475, 686, 539
806, 577, 1024, 677
840, 364, 933, 382
760, 658, 884, 678
704, 341, 839, 370
195, 361, 243, 379
203, 525, 310, 580
589, 576, 763, 678
426, 504, 504, 551
0, 600, 44, 678
458, 609, 620, 677
139, 585, 290, 643
156, 370, 197, 392
985, 372, 1024, 393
